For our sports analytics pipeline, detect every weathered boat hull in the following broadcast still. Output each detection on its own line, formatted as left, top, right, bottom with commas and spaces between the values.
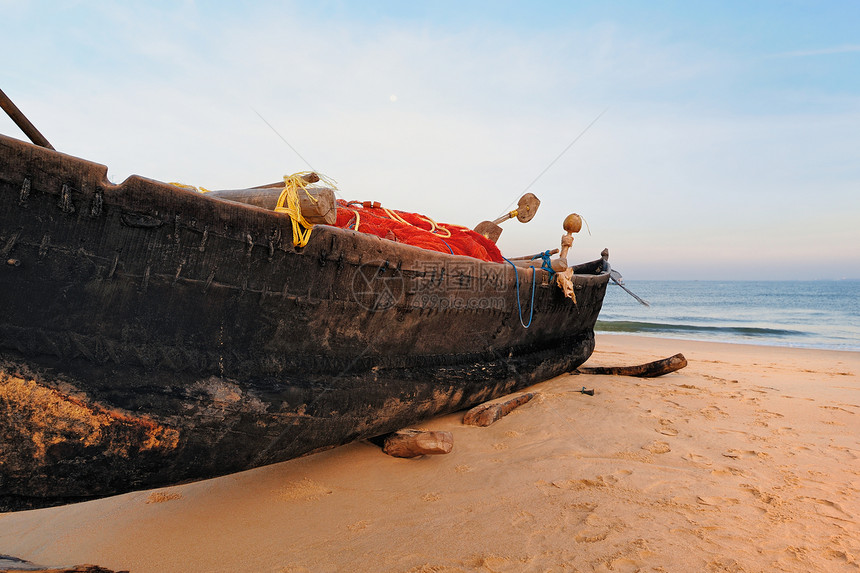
0, 133, 609, 510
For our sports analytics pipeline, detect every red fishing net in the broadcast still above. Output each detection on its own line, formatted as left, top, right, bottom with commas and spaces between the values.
329, 200, 504, 263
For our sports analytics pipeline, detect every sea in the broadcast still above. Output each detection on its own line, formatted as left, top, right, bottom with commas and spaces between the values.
596, 280, 860, 352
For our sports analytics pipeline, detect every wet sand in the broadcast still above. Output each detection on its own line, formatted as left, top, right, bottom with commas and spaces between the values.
1, 335, 858, 572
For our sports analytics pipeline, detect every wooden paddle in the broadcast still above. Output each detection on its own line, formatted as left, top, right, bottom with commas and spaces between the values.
0, 88, 54, 149
474, 193, 541, 243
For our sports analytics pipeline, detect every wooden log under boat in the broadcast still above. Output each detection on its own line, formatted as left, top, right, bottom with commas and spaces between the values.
0, 132, 610, 510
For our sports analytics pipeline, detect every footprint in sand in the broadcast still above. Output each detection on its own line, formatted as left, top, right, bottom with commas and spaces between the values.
820, 405, 855, 414
797, 497, 854, 521
696, 496, 740, 507
722, 449, 769, 460
564, 501, 598, 512
575, 530, 610, 543
347, 520, 370, 532
826, 445, 860, 460
613, 450, 653, 463
683, 452, 713, 467
741, 484, 779, 505
642, 440, 671, 454
711, 467, 746, 477
756, 409, 785, 419
511, 510, 535, 527
574, 513, 623, 543
277, 478, 333, 501
471, 555, 513, 570
775, 426, 799, 437
542, 473, 625, 491
699, 405, 729, 420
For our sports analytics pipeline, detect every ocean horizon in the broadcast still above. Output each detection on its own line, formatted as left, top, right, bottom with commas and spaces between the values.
596, 279, 860, 352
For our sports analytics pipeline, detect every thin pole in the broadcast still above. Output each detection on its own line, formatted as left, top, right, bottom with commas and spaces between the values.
0, 88, 55, 150
496, 107, 608, 217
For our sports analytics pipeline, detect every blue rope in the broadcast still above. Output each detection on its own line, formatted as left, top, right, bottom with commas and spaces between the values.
531, 250, 556, 275
503, 257, 537, 328
440, 239, 454, 254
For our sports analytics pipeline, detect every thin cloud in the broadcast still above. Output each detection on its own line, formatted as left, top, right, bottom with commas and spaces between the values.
770, 44, 860, 58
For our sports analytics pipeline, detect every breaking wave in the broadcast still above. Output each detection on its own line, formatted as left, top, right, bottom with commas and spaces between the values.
595, 320, 805, 338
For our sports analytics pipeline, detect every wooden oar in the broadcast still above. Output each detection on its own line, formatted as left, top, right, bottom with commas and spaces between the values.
0, 88, 55, 150
474, 193, 540, 243
600, 250, 650, 307
610, 271, 650, 306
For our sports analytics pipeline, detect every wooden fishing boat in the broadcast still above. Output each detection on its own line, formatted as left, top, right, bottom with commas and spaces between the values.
0, 112, 610, 510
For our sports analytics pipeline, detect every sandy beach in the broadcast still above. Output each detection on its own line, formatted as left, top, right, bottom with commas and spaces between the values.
1, 334, 858, 572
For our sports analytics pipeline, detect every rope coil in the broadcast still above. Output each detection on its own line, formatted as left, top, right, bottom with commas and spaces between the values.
171, 172, 336, 248
273, 173, 319, 247
531, 250, 556, 276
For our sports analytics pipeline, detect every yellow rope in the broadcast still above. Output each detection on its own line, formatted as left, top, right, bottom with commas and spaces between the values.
274, 173, 316, 247
273, 172, 338, 247
382, 206, 410, 225
421, 215, 452, 238
346, 208, 361, 232
169, 182, 211, 193
381, 207, 453, 238
171, 172, 338, 248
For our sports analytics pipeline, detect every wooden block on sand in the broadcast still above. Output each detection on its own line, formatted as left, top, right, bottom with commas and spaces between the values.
463, 392, 536, 427
382, 429, 453, 458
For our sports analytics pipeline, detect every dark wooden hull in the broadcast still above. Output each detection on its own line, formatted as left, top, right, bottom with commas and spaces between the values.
0, 134, 609, 510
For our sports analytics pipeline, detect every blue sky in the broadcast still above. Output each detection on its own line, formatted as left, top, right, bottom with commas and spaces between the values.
2, 1, 858, 279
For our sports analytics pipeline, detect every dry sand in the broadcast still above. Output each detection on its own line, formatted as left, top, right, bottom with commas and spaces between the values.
1, 335, 858, 572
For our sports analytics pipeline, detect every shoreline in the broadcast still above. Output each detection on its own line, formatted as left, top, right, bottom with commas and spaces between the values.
596, 330, 860, 353
1, 334, 858, 572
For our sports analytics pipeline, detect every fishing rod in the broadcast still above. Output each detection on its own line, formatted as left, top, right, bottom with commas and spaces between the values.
496, 107, 609, 218
253, 108, 316, 173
